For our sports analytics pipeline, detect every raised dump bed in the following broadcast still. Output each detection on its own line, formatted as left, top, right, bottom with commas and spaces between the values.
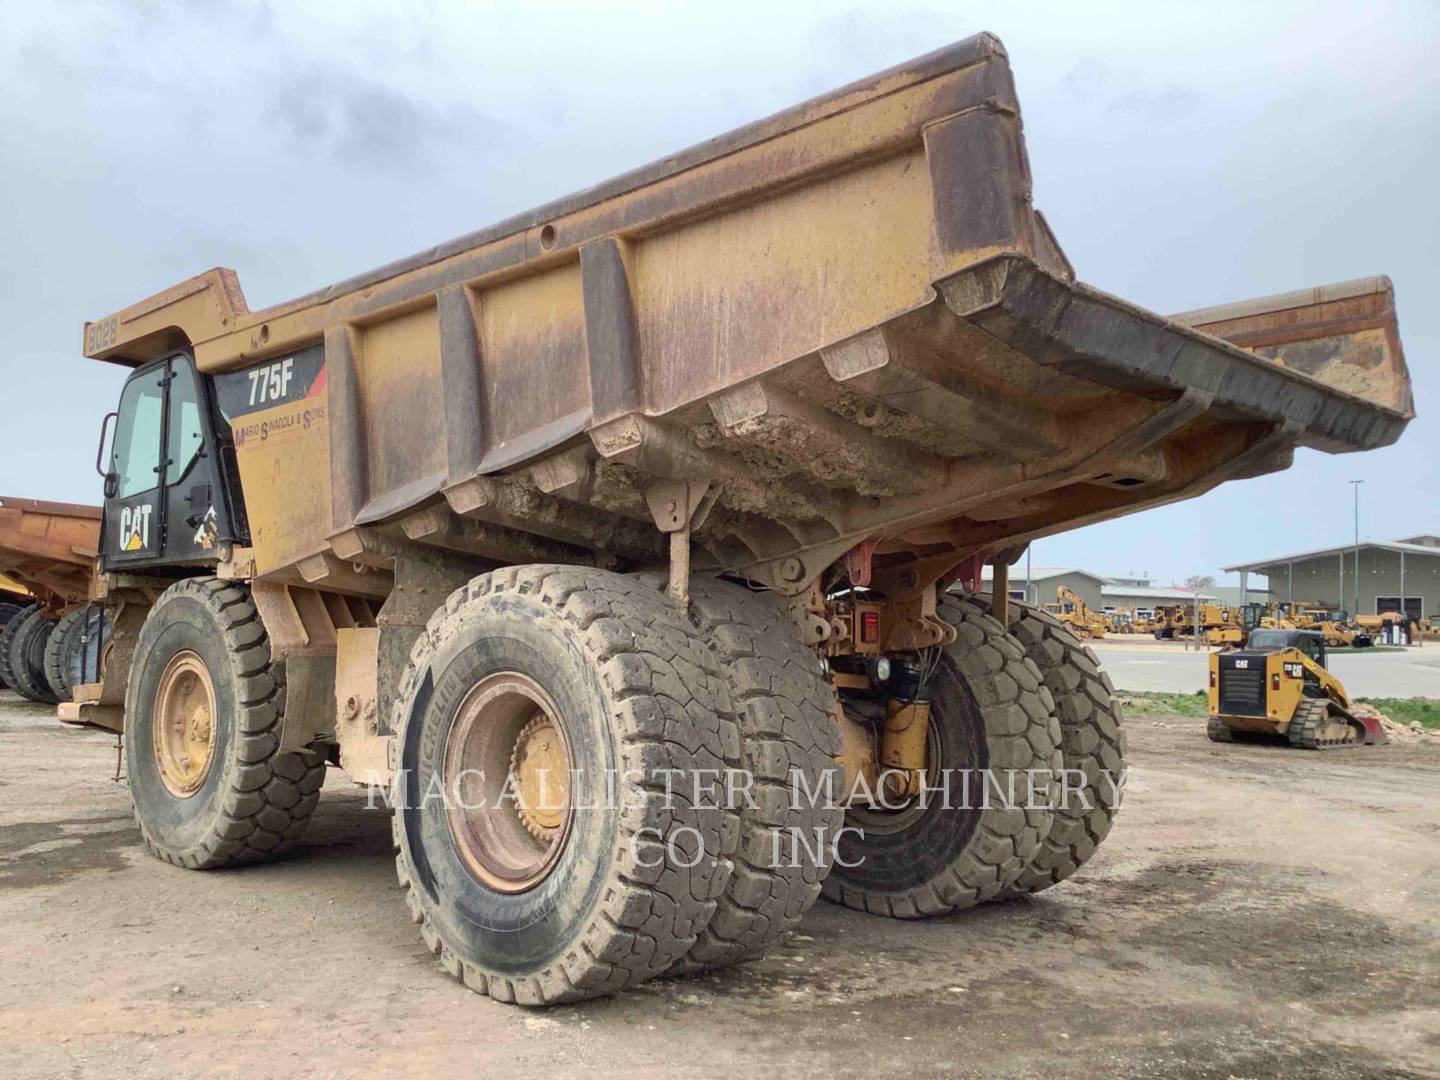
76, 34, 1412, 1006
0, 497, 99, 605
81, 34, 1409, 599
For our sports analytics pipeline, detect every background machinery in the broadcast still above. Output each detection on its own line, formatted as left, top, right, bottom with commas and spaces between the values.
1044, 584, 1106, 638
1208, 628, 1385, 748
0, 497, 105, 705
70, 35, 1410, 1004
1355, 610, 1420, 645
1153, 601, 1230, 640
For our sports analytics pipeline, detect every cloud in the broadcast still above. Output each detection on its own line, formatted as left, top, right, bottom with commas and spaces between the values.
267, 67, 510, 170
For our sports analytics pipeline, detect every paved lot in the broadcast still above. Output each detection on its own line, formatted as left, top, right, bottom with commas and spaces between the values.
1092, 640, 1440, 697
2, 691, 1438, 1079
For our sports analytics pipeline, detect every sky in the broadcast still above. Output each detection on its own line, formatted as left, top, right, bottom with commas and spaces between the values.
1, 0, 1435, 590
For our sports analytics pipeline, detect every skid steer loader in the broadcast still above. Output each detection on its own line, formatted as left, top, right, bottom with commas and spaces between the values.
1207, 628, 1385, 749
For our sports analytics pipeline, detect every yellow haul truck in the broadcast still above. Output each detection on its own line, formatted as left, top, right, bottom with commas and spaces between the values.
77, 35, 1410, 1005
0, 497, 106, 704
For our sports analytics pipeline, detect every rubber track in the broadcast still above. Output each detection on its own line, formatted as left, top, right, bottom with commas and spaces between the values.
1287, 697, 1357, 749
823, 594, 1060, 916
990, 600, 1126, 894
1207, 717, 1235, 742
128, 578, 326, 869
669, 577, 843, 971
390, 565, 742, 1006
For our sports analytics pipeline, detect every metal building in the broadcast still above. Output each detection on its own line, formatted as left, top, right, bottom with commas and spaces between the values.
1223, 535, 1440, 621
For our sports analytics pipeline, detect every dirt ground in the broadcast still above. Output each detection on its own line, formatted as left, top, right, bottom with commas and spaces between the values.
2, 691, 1438, 1080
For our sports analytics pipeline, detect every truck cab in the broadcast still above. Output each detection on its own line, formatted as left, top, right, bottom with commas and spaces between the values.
99, 353, 244, 570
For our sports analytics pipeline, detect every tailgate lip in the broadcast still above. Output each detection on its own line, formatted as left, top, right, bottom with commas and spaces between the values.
953, 257, 1412, 455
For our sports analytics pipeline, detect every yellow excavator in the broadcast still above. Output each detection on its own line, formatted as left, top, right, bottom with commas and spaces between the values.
1044, 585, 1106, 639
1208, 628, 1385, 748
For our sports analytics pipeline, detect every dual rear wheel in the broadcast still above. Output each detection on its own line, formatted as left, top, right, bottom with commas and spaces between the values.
822, 594, 1125, 914
389, 567, 846, 1003
391, 576, 1125, 1002
1, 604, 59, 704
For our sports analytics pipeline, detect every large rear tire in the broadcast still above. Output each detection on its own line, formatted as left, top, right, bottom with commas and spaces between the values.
125, 578, 326, 869
666, 576, 844, 971
0, 601, 27, 690
987, 599, 1125, 894
822, 595, 1060, 917
391, 566, 741, 1005
61, 606, 110, 693
7, 607, 58, 704
43, 607, 88, 701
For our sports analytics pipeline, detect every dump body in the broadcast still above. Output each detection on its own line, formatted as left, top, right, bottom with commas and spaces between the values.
0, 497, 101, 607
82, 34, 1412, 598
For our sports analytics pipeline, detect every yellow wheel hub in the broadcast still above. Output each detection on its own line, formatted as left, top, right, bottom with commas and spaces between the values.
152, 651, 218, 798
510, 713, 570, 840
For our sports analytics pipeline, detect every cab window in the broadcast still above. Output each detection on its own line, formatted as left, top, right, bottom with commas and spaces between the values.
112, 367, 165, 498
166, 363, 205, 485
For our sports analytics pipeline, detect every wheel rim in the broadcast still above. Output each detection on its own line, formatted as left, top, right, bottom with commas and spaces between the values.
152, 651, 218, 798
442, 673, 574, 894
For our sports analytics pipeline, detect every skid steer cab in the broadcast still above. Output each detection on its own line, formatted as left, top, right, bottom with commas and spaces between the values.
1207, 629, 1385, 749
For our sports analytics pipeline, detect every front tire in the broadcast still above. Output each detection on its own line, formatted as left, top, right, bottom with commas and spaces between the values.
125, 578, 326, 869
391, 566, 741, 1005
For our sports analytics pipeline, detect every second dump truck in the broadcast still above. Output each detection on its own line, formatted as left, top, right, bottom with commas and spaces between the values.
0, 497, 105, 705
76, 34, 1411, 1004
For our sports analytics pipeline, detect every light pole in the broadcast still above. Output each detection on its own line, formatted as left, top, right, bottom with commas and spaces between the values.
1349, 479, 1363, 617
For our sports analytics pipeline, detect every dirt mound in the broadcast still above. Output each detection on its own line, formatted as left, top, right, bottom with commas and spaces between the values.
1349, 702, 1439, 744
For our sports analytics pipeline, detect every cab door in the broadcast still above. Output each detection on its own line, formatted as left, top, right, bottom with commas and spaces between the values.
101, 355, 234, 569
102, 360, 167, 566
160, 357, 228, 561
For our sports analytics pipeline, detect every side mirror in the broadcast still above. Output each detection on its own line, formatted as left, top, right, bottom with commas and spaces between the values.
95, 410, 118, 478
103, 472, 118, 499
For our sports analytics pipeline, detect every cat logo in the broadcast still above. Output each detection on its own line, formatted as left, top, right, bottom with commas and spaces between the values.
119, 504, 153, 552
